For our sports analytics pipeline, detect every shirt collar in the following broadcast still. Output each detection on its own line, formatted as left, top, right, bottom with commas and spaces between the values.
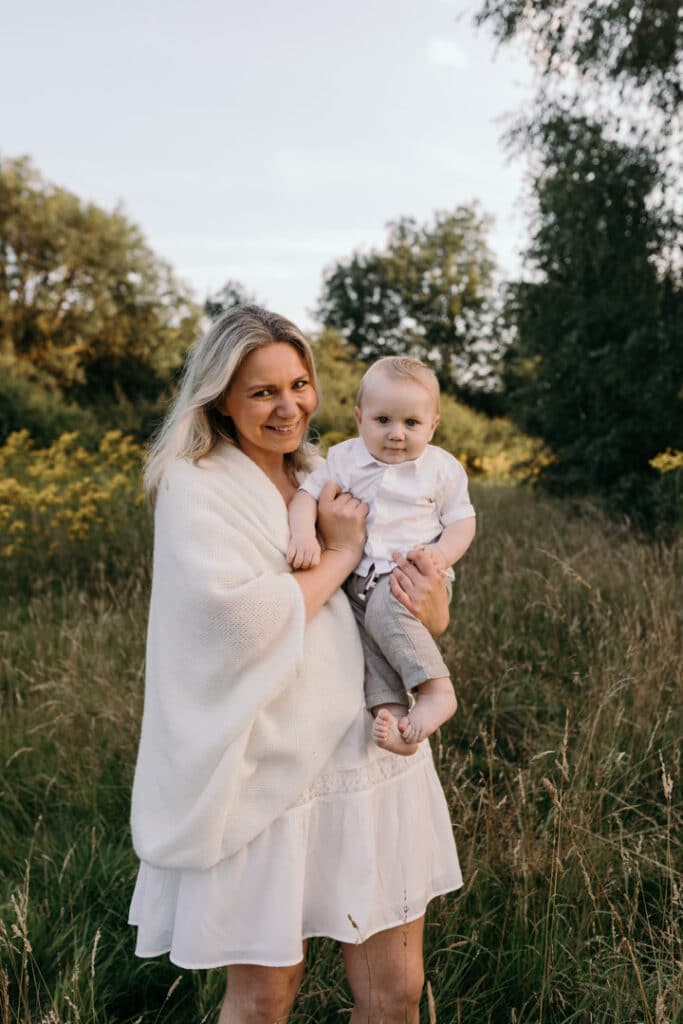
353, 437, 429, 470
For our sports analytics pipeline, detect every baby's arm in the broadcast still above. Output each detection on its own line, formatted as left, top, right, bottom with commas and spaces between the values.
287, 490, 322, 570
423, 454, 476, 572
425, 517, 476, 572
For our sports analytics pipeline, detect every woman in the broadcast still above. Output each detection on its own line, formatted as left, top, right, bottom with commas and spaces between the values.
129, 306, 463, 1023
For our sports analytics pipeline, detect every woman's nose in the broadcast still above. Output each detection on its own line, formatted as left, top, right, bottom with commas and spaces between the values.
276, 392, 297, 417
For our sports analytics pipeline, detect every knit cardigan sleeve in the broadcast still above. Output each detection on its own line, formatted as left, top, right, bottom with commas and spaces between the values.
130, 444, 365, 869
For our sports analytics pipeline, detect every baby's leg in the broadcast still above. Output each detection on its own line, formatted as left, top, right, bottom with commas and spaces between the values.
345, 573, 418, 755
398, 679, 457, 744
364, 576, 457, 746
371, 703, 419, 757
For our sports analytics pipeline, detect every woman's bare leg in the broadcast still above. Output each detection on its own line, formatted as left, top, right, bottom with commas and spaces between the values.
342, 917, 425, 1024
217, 947, 306, 1024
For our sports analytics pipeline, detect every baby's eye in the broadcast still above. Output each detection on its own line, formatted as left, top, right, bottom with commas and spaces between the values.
406, 418, 419, 427
376, 416, 389, 424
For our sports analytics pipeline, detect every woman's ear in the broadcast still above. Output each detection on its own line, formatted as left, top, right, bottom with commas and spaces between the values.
217, 390, 232, 417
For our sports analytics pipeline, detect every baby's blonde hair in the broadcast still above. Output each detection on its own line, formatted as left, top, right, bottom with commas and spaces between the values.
356, 356, 440, 411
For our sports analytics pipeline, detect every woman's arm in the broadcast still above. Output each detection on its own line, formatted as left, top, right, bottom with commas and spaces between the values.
292, 482, 367, 621
389, 548, 451, 637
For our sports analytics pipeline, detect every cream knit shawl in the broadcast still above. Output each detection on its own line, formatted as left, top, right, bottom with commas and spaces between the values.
131, 441, 365, 869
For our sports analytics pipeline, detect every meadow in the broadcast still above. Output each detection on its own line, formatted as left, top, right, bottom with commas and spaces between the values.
0, 421, 681, 1023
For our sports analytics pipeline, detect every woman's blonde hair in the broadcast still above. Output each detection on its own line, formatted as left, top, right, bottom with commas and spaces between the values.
144, 305, 319, 501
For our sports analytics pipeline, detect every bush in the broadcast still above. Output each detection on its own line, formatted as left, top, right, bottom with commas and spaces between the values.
0, 365, 177, 450
0, 372, 100, 448
0, 429, 149, 597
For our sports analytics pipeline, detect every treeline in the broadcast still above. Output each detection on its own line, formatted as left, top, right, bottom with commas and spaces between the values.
310, 0, 683, 530
0, 157, 201, 447
1, 0, 681, 531
472, 0, 683, 530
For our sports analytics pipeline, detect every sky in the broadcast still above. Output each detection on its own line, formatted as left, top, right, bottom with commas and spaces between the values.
2, 0, 535, 329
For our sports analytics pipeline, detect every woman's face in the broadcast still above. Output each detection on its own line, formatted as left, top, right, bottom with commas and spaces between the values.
221, 342, 317, 463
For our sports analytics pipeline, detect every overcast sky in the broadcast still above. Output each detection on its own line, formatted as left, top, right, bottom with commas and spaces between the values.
2, 0, 534, 328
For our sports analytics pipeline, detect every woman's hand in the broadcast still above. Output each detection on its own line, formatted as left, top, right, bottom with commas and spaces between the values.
389, 547, 450, 637
317, 482, 368, 563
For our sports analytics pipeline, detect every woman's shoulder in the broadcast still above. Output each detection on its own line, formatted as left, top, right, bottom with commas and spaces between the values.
155, 446, 240, 515
157, 452, 214, 493
158, 442, 240, 486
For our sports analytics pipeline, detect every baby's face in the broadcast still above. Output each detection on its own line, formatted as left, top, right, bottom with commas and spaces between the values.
355, 374, 439, 464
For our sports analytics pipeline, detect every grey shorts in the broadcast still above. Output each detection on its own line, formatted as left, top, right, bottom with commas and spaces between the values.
345, 567, 452, 710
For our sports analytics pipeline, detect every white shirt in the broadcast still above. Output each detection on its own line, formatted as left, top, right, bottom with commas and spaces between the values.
300, 438, 476, 576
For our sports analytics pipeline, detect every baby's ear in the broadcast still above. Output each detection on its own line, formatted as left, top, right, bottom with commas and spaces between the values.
354, 406, 362, 428
430, 413, 440, 437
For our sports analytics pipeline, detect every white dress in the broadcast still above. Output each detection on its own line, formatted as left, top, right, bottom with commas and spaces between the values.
129, 710, 462, 968
128, 445, 463, 967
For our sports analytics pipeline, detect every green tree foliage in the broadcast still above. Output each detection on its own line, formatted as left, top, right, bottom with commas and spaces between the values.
0, 156, 201, 413
310, 329, 364, 446
475, 0, 682, 525
316, 207, 507, 405
477, 0, 683, 116
0, 373, 100, 448
204, 279, 259, 320
503, 113, 683, 525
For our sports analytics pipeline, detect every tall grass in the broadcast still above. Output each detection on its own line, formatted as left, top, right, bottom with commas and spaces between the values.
1, 486, 681, 1023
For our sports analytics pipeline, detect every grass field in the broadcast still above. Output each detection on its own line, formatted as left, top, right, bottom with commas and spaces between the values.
1, 483, 681, 1023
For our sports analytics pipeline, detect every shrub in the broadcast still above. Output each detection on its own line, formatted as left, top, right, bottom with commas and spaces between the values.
0, 429, 149, 596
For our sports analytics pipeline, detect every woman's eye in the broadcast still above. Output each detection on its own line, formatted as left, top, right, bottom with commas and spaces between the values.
293, 379, 309, 390
251, 389, 272, 398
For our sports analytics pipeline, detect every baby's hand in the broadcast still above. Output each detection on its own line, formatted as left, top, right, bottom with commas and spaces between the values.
287, 534, 322, 570
420, 544, 449, 573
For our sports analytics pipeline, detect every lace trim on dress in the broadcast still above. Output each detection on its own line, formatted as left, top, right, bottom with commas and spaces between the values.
288, 745, 430, 809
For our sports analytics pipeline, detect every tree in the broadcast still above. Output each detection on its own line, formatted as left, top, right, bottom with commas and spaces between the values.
0, 156, 201, 407
474, 0, 682, 525
502, 113, 683, 523
204, 279, 259, 320
316, 207, 507, 405
477, 0, 683, 117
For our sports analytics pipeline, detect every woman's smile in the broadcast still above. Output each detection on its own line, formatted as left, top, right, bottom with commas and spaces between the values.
266, 420, 302, 433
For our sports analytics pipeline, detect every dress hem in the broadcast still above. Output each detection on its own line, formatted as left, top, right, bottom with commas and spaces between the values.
130, 881, 463, 969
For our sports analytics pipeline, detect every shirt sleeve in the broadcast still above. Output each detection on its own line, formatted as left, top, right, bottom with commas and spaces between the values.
298, 442, 350, 500
299, 458, 333, 500
438, 454, 476, 524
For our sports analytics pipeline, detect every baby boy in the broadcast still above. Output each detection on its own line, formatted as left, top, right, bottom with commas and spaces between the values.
287, 355, 476, 755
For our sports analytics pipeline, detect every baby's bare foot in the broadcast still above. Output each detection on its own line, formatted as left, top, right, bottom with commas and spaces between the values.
399, 679, 457, 744
372, 708, 418, 756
